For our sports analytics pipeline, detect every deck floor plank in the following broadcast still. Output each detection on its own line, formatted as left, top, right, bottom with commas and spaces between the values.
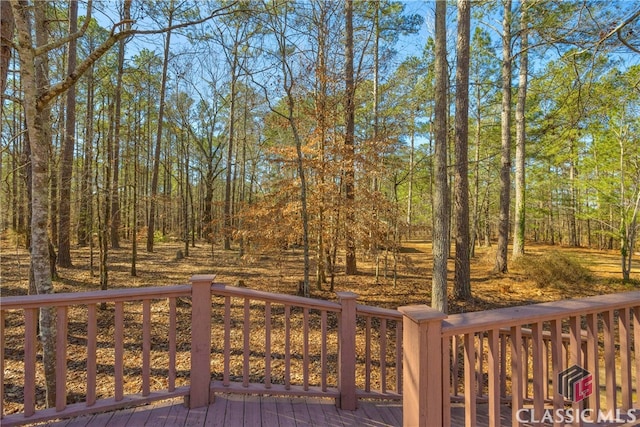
260, 395, 281, 426
242, 395, 262, 426
22, 394, 614, 427
275, 396, 297, 427
142, 398, 174, 427
183, 404, 208, 427
102, 405, 135, 427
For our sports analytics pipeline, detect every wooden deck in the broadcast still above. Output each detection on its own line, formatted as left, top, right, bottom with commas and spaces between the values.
23, 395, 638, 426
25, 395, 576, 427
41, 395, 402, 427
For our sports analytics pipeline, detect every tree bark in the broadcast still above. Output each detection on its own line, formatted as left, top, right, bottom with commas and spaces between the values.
58, 0, 79, 267
344, 0, 357, 275
494, 0, 512, 274
0, 0, 13, 107
147, 7, 174, 252
432, 0, 449, 313
11, 0, 57, 406
110, 0, 131, 249
512, 0, 528, 259
453, 0, 471, 301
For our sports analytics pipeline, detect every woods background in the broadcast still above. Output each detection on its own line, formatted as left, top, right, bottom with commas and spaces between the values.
1, 0, 639, 298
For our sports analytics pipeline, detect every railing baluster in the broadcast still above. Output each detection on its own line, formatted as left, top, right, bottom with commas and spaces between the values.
396, 320, 402, 394
550, 318, 564, 420
619, 307, 632, 410
168, 297, 176, 392
487, 329, 500, 427
476, 333, 484, 398
442, 335, 451, 427
265, 302, 272, 389
115, 301, 124, 401
243, 298, 250, 387
603, 309, 616, 411
0, 310, 4, 419
142, 299, 151, 396
321, 310, 327, 392
380, 318, 387, 394
531, 322, 544, 422
87, 304, 97, 406
303, 307, 309, 391
464, 332, 477, 427
634, 307, 640, 408
569, 315, 582, 423
24, 308, 38, 417
586, 312, 600, 417
452, 334, 460, 396
56, 306, 68, 411
500, 332, 507, 398
522, 335, 529, 400
543, 337, 549, 400
223, 296, 231, 386
365, 316, 371, 392
285, 305, 291, 390
510, 325, 522, 427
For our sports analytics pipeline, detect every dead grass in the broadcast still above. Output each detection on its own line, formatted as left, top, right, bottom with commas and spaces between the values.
0, 233, 639, 415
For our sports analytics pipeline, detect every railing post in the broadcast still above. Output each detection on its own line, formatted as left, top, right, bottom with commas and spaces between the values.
336, 291, 358, 410
399, 305, 448, 427
188, 274, 216, 408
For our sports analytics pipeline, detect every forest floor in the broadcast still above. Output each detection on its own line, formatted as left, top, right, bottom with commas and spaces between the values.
1, 233, 639, 415
2, 233, 639, 310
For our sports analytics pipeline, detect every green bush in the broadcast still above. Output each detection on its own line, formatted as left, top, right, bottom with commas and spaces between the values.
513, 251, 593, 289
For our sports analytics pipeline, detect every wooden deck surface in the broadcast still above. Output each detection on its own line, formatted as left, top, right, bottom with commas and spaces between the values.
30, 396, 636, 427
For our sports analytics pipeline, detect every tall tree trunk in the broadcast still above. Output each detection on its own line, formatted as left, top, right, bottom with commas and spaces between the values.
147, 9, 173, 252
432, 0, 449, 313
470, 85, 481, 256
569, 140, 578, 246
58, 0, 78, 267
494, 0, 512, 274
11, 0, 57, 406
224, 28, 242, 251
100, 94, 113, 294
110, 0, 131, 249
78, 64, 95, 247
0, 0, 13, 113
344, 0, 357, 275
512, 0, 528, 259
453, 0, 471, 301
314, 1, 328, 289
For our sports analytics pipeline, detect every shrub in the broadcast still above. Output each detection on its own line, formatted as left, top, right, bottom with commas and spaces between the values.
513, 251, 593, 289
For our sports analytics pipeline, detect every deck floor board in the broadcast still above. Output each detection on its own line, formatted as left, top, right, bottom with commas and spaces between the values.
38, 395, 634, 426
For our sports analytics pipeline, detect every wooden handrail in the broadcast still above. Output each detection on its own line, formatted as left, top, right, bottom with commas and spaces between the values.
442, 291, 640, 337
0, 285, 192, 310
210, 283, 342, 312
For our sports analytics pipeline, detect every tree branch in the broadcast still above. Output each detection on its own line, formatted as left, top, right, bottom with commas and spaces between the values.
33, 0, 92, 57
37, 1, 239, 109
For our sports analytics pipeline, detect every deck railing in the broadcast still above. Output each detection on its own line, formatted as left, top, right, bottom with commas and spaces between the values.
3, 274, 639, 427
0, 275, 402, 426
400, 291, 640, 427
